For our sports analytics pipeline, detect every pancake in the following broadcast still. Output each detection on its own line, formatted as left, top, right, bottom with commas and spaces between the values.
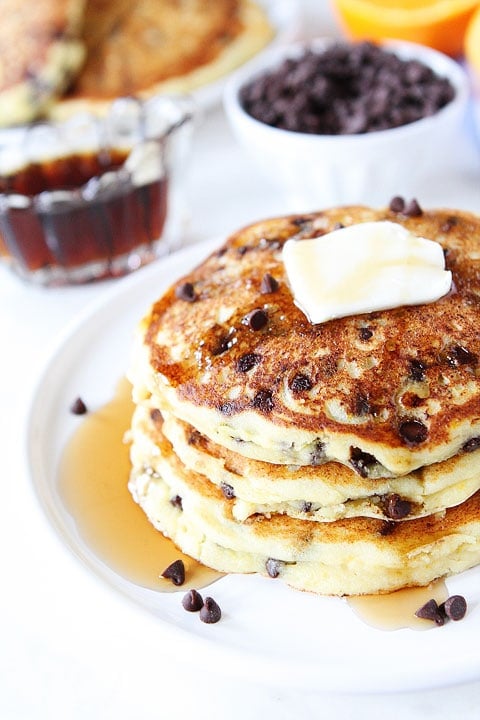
128, 403, 480, 596
157, 410, 480, 523
0, 0, 85, 126
130, 205, 480, 479
50, 0, 274, 119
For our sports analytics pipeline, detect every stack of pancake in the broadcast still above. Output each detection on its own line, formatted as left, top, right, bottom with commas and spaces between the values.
128, 204, 480, 595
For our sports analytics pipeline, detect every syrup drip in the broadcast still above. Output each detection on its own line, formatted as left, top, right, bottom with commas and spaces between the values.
58, 377, 223, 592
347, 580, 449, 630
59, 376, 450, 627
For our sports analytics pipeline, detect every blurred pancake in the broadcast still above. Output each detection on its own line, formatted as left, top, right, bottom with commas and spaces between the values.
0, 0, 85, 126
130, 206, 480, 479
50, 0, 274, 118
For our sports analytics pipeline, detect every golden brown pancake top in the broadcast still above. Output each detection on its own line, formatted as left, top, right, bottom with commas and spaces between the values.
144, 205, 480, 468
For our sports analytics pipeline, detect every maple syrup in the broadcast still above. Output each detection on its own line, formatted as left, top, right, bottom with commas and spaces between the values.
58, 378, 223, 592
347, 580, 449, 630
0, 149, 167, 282
58, 377, 453, 626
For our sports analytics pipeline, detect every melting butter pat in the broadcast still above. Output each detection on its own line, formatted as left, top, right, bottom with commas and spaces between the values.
282, 221, 452, 324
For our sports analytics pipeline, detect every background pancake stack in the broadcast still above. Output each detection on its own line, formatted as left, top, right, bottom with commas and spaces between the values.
128, 204, 480, 596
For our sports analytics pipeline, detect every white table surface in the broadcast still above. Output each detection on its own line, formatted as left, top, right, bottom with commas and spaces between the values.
2, 3, 480, 718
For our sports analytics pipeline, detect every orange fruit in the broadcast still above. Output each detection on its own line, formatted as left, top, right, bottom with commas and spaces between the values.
465, 5, 480, 81
331, 0, 480, 57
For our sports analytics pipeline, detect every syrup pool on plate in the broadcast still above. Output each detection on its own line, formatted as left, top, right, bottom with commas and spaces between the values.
58, 377, 222, 592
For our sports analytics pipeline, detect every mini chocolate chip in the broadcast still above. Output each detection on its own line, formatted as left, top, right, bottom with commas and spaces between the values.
266, 558, 283, 578
359, 326, 373, 341
389, 196, 405, 213
170, 495, 183, 510
220, 482, 235, 499
243, 308, 268, 331
463, 436, 480, 453
310, 439, 325, 465
384, 493, 412, 520
237, 352, 261, 372
161, 559, 185, 586
440, 216, 457, 233
237, 245, 249, 256
70, 397, 87, 415
150, 408, 162, 424
175, 282, 197, 302
379, 520, 396, 536
301, 501, 313, 513
199, 596, 222, 624
219, 401, 236, 415
182, 589, 204, 612
409, 358, 426, 382
399, 419, 428, 444
404, 198, 423, 217
349, 447, 378, 477
415, 598, 445, 625
290, 373, 312, 392
260, 273, 279, 294
445, 345, 477, 367
354, 393, 371, 415
252, 389, 274, 412
440, 595, 467, 621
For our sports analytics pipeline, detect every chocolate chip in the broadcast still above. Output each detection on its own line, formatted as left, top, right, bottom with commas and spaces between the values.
182, 589, 204, 612
463, 436, 480, 453
170, 495, 183, 510
260, 273, 279, 294
398, 419, 428, 444
354, 393, 371, 415
310, 439, 325, 465
161, 559, 185, 586
150, 408, 162, 424
333, 222, 345, 230
237, 352, 261, 372
415, 598, 445, 625
243, 308, 268, 331
266, 558, 283, 578
219, 401, 236, 415
389, 196, 405, 213
175, 282, 197, 302
404, 198, 423, 217
383, 493, 412, 520
301, 501, 313, 513
220, 482, 235, 499
409, 358, 426, 382
440, 216, 457, 233
445, 345, 477, 367
252, 389, 274, 412
199, 596, 222, 624
70, 397, 87, 415
187, 430, 202, 445
379, 520, 397, 536
440, 595, 467, 621
290, 373, 312, 392
358, 326, 373, 341
349, 446, 378, 477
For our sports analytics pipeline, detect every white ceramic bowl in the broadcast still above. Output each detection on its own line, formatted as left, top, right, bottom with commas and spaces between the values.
223, 39, 470, 211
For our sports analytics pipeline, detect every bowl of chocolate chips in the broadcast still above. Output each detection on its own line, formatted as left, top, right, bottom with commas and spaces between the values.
223, 39, 469, 209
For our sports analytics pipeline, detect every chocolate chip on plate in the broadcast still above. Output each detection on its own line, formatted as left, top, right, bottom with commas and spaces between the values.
182, 589, 204, 612
161, 559, 185, 586
414, 598, 445, 626
70, 397, 87, 415
440, 595, 467, 621
199, 596, 222, 624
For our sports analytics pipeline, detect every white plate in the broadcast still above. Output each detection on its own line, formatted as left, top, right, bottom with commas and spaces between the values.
27, 238, 480, 694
